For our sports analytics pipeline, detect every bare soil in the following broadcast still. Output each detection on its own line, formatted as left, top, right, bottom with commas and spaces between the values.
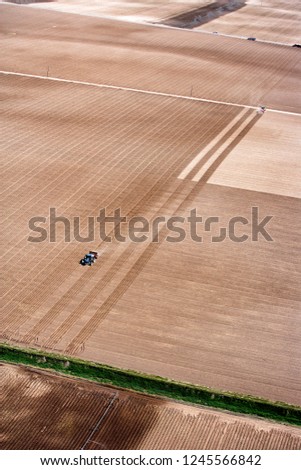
6, 1, 212, 23
160, 1, 246, 29
0, 4, 300, 112
1, 3, 300, 408
2, 363, 301, 449
197, 1, 301, 44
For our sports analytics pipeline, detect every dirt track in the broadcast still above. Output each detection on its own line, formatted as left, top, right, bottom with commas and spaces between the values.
1, 3, 301, 407
2, 363, 301, 450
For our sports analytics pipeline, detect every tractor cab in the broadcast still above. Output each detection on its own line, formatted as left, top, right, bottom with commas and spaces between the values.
80, 251, 99, 266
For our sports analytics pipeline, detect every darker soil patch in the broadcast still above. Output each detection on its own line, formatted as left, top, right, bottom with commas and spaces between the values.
159, 1, 246, 29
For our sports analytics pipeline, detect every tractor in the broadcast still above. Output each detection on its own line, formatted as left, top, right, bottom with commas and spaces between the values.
80, 251, 98, 266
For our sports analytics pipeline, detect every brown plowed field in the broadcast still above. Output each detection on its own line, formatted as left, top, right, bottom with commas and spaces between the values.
1, 2, 301, 410
209, 112, 301, 197
197, 1, 301, 44
15, 0, 301, 45
8, 0, 207, 22
70, 183, 301, 405
1, 4, 300, 112
2, 363, 301, 450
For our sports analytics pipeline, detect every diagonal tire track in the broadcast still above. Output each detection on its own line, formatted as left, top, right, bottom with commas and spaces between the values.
66, 111, 262, 354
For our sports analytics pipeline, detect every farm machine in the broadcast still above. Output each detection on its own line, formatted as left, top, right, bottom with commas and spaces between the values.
80, 251, 99, 266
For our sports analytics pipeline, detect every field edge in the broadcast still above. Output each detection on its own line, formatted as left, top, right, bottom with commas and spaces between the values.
1, 343, 301, 427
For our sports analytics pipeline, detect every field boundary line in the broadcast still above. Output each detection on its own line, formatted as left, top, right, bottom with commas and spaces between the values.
154, 23, 294, 48
1, 70, 300, 116
1, 343, 301, 426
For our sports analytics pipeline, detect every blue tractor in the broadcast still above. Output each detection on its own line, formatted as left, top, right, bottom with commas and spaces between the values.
80, 251, 98, 266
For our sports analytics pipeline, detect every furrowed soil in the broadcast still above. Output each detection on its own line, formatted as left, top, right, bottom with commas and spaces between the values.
2, 363, 301, 449
1, 3, 300, 408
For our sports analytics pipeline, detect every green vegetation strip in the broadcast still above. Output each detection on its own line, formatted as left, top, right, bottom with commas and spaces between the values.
1, 343, 300, 426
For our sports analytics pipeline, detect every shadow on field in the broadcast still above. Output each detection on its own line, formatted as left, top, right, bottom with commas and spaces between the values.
1, 364, 162, 450
84, 393, 163, 450
159, 0, 246, 29
5, 0, 55, 4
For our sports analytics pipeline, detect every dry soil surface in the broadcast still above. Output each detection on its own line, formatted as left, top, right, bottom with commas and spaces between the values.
1, 3, 301, 407
2, 363, 301, 449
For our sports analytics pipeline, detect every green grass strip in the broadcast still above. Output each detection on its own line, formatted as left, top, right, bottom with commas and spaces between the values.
1, 342, 300, 426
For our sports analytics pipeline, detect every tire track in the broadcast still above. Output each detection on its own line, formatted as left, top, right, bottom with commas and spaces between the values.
2, 90, 185, 293
27, 107, 235, 348
191, 108, 256, 181
4, 101, 233, 336
178, 108, 250, 179
65, 110, 261, 354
